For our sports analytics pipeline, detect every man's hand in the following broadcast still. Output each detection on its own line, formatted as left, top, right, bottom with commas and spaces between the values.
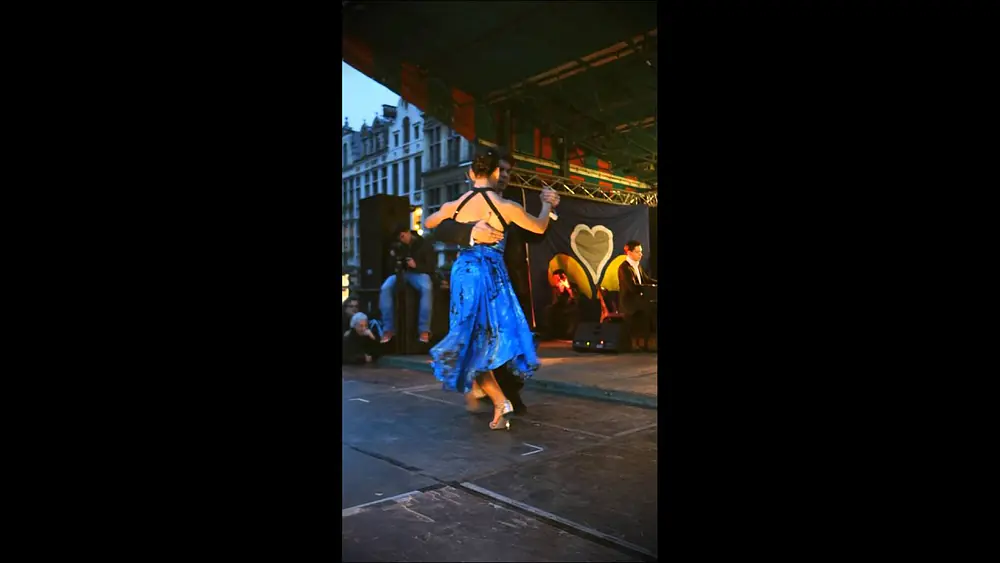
471, 217, 503, 244
406, 258, 417, 269
364, 329, 375, 340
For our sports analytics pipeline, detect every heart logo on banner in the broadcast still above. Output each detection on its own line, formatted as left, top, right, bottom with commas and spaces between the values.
570, 224, 614, 287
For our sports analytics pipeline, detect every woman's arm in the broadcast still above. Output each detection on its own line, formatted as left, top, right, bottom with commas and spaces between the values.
497, 199, 553, 234
424, 200, 459, 229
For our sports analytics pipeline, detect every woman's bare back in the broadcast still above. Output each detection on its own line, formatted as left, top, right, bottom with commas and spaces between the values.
425, 186, 549, 235
450, 190, 509, 233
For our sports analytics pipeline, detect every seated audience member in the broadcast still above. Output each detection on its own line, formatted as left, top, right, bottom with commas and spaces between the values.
342, 297, 360, 334
344, 312, 379, 365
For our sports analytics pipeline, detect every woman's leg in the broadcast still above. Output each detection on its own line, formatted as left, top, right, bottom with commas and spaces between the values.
464, 376, 485, 412
478, 371, 510, 426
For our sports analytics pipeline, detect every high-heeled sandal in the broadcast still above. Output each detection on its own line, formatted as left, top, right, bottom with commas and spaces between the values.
489, 400, 513, 430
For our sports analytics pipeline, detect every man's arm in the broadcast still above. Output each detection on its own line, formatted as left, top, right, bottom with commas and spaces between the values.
433, 219, 475, 245
414, 240, 436, 274
642, 267, 657, 285
618, 262, 639, 295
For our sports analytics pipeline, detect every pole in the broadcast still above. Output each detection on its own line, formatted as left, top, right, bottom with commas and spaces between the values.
503, 108, 537, 330
522, 188, 537, 330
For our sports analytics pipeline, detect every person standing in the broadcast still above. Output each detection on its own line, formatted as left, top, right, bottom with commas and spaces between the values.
429, 149, 559, 414
423, 146, 558, 430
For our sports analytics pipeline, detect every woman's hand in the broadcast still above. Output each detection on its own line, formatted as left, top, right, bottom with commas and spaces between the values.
541, 187, 560, 207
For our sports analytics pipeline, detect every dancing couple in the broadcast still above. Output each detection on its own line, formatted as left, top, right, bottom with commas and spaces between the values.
425, 145, 560, 430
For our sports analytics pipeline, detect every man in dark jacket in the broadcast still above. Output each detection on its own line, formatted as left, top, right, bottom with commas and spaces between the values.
430, 149, 560, 414
617, 239, 657, 351
379, 225, 437, 344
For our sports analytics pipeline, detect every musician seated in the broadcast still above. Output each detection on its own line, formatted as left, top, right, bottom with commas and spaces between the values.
616, 240, 657, 351
544, 269, 581, 340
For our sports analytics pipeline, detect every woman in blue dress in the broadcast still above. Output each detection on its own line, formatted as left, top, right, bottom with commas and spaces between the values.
424, 146, 559, 430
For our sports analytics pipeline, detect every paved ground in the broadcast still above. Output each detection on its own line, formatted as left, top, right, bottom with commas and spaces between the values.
378, 340, 658, 408
342, 365, 659, 562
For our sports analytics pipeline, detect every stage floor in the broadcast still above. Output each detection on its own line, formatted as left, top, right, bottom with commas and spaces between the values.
378, 338, 658, 408
531, 340, 657, 400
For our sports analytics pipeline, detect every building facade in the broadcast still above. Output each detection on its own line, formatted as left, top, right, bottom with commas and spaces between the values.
341, 97, 424, 268
419, 115, 475, 217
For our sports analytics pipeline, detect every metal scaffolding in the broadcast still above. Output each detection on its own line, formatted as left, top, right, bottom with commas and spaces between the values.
507, 167, 657, 207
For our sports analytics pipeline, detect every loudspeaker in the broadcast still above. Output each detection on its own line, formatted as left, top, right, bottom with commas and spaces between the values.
572, 321, 630, 353
359, 195, 411, 291
429, 284, 450, 344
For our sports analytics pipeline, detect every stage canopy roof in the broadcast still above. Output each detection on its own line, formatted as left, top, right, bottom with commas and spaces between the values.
342, 0, 658, 187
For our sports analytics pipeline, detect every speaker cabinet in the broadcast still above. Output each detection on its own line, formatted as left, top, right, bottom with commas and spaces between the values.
359, 195, 411, 291
572, 321, 630, 353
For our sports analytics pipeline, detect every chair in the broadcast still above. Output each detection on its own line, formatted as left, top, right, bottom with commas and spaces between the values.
598, 288, 626, 324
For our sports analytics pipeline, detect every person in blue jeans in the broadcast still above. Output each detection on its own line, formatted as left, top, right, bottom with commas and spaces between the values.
379, 224, 436, 344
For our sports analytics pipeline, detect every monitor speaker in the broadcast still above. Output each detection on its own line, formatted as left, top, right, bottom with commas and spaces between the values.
572, 321, 630, 353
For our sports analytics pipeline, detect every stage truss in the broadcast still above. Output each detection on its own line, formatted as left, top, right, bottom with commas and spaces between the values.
507, 167, 657, 207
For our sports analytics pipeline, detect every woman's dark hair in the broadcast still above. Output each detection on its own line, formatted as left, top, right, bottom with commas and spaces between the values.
470, 144, 511, 178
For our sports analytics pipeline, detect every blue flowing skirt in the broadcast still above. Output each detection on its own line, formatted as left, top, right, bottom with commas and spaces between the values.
430, 244, 540, 393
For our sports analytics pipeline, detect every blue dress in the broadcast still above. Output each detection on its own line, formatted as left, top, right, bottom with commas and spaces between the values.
430, 190, 540, 394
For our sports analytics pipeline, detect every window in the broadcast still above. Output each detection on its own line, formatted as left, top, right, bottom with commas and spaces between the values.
394, 132, 399, 147
343, 144, 348, 163
414, 124, 420, 140
447, 136, 461, 165
403, 117, 410, 144
391, 162, 399, 196
430, 127, 442, 169
402, 159, 410, 194
381, 166, 388, 194
414, 156, 422, 192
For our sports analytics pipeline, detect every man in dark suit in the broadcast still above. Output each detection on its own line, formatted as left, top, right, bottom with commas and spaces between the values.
617, 239, 657, 351
430, 148, 560, 414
